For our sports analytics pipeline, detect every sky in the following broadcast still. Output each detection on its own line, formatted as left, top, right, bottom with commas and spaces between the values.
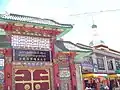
1, 0, 120, 51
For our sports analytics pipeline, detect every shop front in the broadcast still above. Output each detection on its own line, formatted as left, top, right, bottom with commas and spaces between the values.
109, 74, 120, 89
83, 74, 108, 90
78, 57, 95, 90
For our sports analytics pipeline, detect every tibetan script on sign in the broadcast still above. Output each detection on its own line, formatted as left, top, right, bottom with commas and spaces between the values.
14, 49, 51, 61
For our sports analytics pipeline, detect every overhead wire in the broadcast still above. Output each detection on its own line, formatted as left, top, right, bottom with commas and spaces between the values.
69, 8, 120, 16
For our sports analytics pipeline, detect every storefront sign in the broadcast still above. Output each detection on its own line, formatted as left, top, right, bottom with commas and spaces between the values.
81, 57, 93, 72
0, 56, 4, 70
14, 49, 51, 61
82, 63, 93, 72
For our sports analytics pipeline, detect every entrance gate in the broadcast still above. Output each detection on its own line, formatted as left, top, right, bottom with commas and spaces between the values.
14, 68, 51, 90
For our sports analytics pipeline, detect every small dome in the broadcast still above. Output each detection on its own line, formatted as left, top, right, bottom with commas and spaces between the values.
92, 24, 97, 28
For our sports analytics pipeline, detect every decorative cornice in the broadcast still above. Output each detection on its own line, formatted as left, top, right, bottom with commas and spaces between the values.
93, 49, 120, 58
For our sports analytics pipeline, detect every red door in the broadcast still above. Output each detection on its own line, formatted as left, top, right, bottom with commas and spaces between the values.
14, 68, 51, 90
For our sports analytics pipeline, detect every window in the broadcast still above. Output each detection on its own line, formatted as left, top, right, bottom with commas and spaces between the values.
97, 57, 105, 70
107, 60, 114, 70
115, 60, 120, 70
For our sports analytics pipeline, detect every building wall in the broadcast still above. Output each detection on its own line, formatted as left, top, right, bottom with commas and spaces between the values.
75, 44, 120, 90
92, 49, 120, 74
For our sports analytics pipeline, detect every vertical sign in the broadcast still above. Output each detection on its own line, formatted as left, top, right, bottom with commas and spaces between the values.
0, 56, 4, 70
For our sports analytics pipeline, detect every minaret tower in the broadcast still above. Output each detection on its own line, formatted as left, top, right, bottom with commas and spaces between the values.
89, 17, 105, 47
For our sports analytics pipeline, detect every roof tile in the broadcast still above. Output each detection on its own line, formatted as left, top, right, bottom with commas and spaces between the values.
0, 13, 73, 28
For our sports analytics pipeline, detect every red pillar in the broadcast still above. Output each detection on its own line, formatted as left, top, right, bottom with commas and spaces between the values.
4, 49, 12, 90
53, 64, 60, 90
50, 37, 60, 90
70, 63, 77, 90
4, 64, 12, 90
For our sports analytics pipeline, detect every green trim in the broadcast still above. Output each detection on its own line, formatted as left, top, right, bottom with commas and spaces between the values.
0, 18, 73, 38
0, 18, 73, 29
57, 28, 71, 39
75, 51, 92, 60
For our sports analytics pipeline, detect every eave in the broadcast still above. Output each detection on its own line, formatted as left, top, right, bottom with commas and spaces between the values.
0, 13, 73, 37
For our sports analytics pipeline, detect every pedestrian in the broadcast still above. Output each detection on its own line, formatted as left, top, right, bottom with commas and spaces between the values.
85, 84, 92, 90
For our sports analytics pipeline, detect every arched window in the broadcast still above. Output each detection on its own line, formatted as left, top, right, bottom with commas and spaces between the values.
97, 57, 105, 70
107, 60, 114, 70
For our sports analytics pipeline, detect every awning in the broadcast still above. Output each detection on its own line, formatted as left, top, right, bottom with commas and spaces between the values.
82, 74, 93, 78
82, 74, 108, 78
108, 74, 120, 78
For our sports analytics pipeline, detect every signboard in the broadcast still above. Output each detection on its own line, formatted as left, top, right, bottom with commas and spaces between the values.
81, 57, 93, 73
14, 49, 51, 61
0, 56, 4, 70
82, 63, 93, 72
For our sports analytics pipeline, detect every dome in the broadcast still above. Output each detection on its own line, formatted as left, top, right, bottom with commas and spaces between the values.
92, 24, 97, 28
89, 40, 105, 46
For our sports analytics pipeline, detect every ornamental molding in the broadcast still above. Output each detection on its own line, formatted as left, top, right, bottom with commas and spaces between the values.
93, 49, 120, 58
